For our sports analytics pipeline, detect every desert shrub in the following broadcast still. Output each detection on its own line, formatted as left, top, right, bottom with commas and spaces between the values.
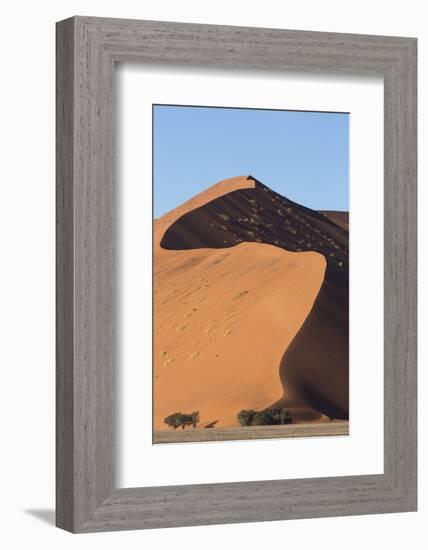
279, 408, 292, 425
237, 407, 292, 426
164, 411, 200, 430
237, 409, 256, 426
190, 411, 200, 427
164, 412, 184, 429
252, 410, 273, 425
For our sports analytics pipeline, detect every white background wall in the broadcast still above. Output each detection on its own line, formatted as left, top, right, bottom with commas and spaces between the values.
0, 1, 424, 548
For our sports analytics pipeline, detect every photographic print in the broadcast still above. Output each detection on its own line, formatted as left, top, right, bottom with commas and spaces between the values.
153, 104, 349, 444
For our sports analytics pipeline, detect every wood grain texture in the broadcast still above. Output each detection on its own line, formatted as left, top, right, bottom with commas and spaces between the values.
56, 18, 75, 532
56, 16, 417, 532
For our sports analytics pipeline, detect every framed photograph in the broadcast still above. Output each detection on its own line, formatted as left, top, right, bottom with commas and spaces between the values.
56, 16, 417, 532
151, 105, 350, 445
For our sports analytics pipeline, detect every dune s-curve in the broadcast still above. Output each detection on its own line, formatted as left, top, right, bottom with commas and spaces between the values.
159, 176, 349, 423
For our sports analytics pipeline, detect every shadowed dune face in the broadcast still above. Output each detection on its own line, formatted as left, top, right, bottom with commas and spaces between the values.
154, 176, 349, 428
321, 210, 349, 231
161, 178, 348, 265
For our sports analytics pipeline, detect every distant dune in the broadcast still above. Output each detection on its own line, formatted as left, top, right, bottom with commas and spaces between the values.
154, 176, 349, 430
321, 210, 349, 230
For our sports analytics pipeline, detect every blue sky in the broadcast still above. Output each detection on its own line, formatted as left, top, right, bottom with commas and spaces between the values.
153, 105, 349, 218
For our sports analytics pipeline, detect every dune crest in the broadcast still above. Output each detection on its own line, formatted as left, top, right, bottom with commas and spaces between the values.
154, 176, 348, 429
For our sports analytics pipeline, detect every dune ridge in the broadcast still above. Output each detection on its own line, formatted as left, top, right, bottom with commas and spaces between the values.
154, 176, 348, 429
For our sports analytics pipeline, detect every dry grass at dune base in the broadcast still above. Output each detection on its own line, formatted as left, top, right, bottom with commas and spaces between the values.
153, 420, 349, 444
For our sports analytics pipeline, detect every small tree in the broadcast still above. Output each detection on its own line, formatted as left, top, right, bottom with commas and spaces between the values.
190, 411, 200, 429
267, 407, 282, 424
164, 411, 200, 430
280, 409, 292, 425
164, 412, 184, 429
237, 409, 256, 426
252, 410, 273, 426
237, 407, 292, 426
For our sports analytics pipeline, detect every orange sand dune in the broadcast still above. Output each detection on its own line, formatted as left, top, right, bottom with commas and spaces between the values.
154, 176, 349, 429
154, 243, 325, 429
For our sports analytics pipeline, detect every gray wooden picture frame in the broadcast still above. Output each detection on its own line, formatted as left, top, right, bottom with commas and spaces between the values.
56, 16, 417, 533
